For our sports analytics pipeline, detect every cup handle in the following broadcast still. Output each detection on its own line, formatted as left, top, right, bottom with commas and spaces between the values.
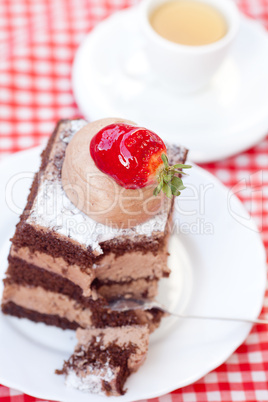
123, 43, 157, 86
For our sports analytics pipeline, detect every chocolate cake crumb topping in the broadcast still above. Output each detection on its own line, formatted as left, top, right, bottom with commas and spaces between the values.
62, 336, 137, 395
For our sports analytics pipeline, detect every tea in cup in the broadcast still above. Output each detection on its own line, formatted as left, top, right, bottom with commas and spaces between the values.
139, 0, 240, 93
150, 0, 228, 46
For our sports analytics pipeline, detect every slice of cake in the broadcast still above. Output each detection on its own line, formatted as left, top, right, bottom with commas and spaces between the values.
1, 118, 188, 331
59, 325, 149, 396
1, 117, 190, 396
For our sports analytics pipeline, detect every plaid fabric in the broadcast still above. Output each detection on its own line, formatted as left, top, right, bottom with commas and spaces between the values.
1, 0, 268, 401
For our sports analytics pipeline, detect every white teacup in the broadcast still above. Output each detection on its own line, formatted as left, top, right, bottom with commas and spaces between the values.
139, 0, 240, 93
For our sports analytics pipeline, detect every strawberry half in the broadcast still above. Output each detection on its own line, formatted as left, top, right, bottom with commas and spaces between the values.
90, 123, 191, 198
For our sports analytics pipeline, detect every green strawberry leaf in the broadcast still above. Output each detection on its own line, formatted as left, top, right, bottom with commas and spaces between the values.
172, 176, 184, 187
161, 153, 169, 168
153, 181, 163, 196
162, 182, 172, 199
154, 154, 192, 199
163, 171, 174, 184
170, 177, 184, 195
174, 169, 189, 175
173, 164, 192, 169
170, 185, 181, 196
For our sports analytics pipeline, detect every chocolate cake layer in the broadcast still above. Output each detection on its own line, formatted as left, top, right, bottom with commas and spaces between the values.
91, 307, 164, 332
93, 278, 158, 300
2, 301, 79, 330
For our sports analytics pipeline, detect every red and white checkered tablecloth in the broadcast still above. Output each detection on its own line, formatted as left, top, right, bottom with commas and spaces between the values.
1, 0, 268, 401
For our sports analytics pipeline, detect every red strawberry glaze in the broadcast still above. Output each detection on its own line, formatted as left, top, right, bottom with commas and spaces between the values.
90, 123, 167, 189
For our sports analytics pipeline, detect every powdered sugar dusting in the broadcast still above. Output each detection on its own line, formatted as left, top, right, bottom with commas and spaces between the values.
65, 362, 115, 395
27, 177, 168, 254
60, 119, 87, 144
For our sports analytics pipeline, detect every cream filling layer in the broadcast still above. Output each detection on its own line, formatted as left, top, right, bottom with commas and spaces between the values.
2, 283, 92, 328
94, 249, 170, 282
10, 245, 94, 298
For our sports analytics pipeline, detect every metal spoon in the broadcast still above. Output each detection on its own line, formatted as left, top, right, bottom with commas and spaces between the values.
107, 298, 268, 325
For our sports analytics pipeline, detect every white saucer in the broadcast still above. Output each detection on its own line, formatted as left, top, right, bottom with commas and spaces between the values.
0, 148, 266, 401
72, 7, 268, 163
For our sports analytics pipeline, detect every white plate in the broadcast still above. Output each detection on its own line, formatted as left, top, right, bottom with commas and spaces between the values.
72, 7, 268, 163
0, 148, 266, 401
